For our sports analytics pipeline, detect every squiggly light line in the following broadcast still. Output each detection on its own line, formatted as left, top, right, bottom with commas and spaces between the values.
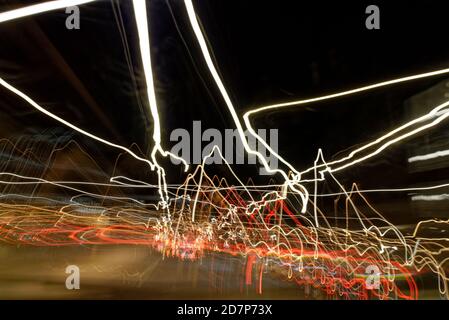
0, 0, 95, 23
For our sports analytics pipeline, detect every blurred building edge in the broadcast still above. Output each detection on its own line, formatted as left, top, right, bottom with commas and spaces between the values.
405, 78, 449, 219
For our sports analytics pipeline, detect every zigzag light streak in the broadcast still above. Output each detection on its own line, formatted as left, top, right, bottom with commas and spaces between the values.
0, 0, 188, 210
183, 0, 449, 212
183, 0, 309, 217
0, 0, 449, 299
408, 149, 449, 163
243, 68, 449, 179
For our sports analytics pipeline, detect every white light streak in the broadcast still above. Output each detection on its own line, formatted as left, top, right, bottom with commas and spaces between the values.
0, 0, 188, 209
411, 194, 449, 201
183, 0, 309, 215
408, 149, 449, 163
0, 0, 96, 23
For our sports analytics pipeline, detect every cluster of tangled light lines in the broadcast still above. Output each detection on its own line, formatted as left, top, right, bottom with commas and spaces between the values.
0, 0, 449, 299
